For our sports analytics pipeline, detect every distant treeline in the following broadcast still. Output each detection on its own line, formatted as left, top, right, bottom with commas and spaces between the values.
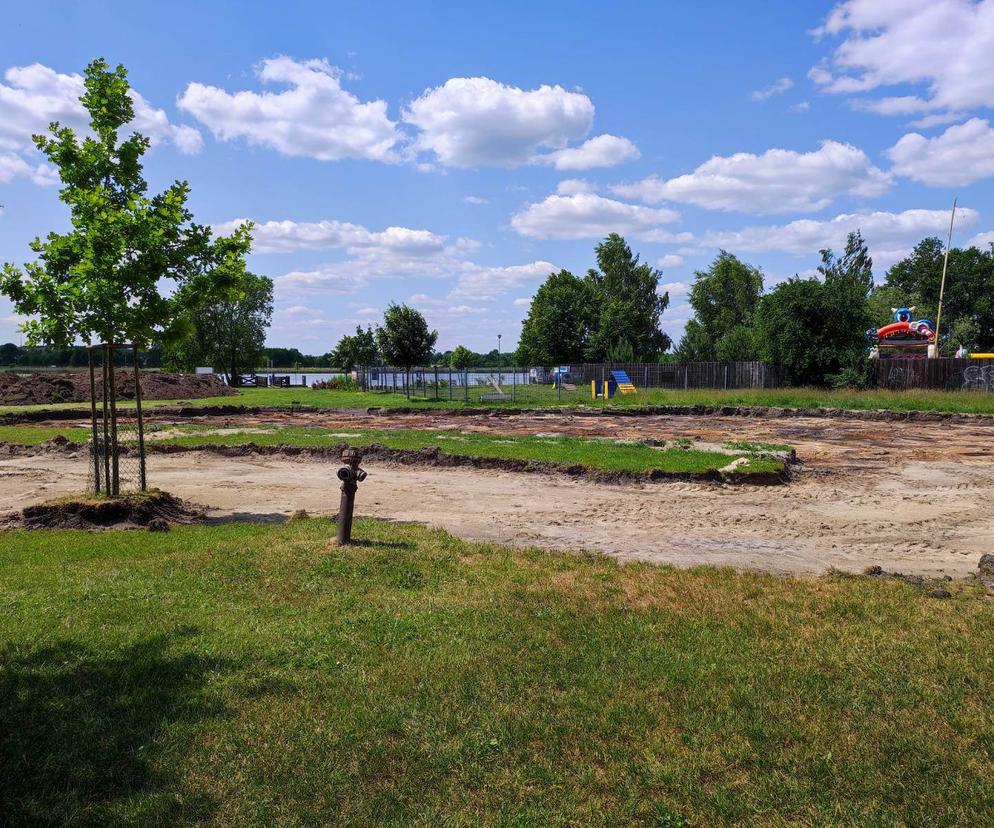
0, 344, 341, 371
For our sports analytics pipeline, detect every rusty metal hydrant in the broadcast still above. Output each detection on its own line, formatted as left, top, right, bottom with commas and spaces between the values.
336, 447, 367, 544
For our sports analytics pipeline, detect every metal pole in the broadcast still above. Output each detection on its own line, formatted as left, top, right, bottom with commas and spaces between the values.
337, 475, 357, 544
435, 366, 439, 401
512, 365, 516, 402
133, 345, 147, 491
448, 367, 452, 400
465, 369, 468, 402
101, 346, 111, 496
108, 345, 120, 496
87, 348, 101, 494
934, 197, 957, 355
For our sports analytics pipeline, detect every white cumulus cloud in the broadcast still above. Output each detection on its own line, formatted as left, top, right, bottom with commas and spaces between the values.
448, 261, 557, 301
0, 152, 57, 186
810, 0, 994, 119
611, 140, 890, 214
0, 62, 202, 185
967, 230, 994, 248
542, 134, 639, 170
698, 207, 979, 269
887, 118, 994, 186
214, 217, 450, 256
402, 76, 595, 168
752, 77, 794, 101
178, 56, 400, 162
510, 192, 680, 240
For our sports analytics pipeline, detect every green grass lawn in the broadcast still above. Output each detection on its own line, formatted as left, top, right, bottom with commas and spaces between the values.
4, 384, 994, 416
0, 423, 785, 475
2, 519, 992, 825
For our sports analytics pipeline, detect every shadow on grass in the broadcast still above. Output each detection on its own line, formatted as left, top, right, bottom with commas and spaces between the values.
203, 511, 290, 525
0, 628, 232, 825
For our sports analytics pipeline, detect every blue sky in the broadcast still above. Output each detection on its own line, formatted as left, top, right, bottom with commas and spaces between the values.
2, 0, 993, 352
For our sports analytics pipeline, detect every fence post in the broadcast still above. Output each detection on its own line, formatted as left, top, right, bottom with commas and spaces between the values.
87, 348, 101, 495
724, 364, 728, 389
512, 366, 516, 402
132, 344, 147, 492
435, 366, 439, 401
448, 368, 452, 401
465, 369, 469, 402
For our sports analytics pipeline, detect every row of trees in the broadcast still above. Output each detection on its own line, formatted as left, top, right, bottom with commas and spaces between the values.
325, 234, 672, 372
516, 234, 670, 365
674, 231, 994, 385
329, 304, 438, 371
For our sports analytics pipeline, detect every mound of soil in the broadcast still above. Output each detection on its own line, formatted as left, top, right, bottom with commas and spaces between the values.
3, 490, 204, 530
0, 370, 235, 406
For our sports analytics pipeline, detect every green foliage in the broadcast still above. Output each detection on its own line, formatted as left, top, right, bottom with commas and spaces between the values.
755, 276, 872, 386
517, 268, 596, 365
376, 303, 438, 368
449, 345, 473, 369
0, 342, 21, 365
714, 324, 758, 362
329, 325, 378, 371
605, 338, 635, 363
585, 234, 671, 361
819, 230, 874, 296
165, 273, 273, 381
678, 251, 763, 361
0, 58, 251, 348
884, 238, 994, 352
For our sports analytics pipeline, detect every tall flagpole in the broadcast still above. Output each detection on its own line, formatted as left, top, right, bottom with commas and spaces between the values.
933, 197, 957, 356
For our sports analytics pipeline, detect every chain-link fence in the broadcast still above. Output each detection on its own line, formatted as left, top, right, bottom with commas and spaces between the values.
85, 345, 147, 495
357, 361, 780, 405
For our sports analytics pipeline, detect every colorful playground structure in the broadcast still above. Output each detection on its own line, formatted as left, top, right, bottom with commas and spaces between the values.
867, 307, 936, 359
592, 370, 638, 399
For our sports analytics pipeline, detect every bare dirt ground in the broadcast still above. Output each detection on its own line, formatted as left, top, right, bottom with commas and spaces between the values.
2, 410, 992, 576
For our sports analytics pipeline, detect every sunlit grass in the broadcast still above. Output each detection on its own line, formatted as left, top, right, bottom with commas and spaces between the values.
4, 384, 994, 416
2, 519, 992, 825
0, 423, 785, 475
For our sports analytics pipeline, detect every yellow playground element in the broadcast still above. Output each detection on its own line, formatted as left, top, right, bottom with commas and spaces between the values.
612, 369, 638, 394
592, 370, 639, 398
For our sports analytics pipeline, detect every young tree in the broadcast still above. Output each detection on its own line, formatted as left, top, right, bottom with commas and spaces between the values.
585, 234, 670, 361
0, 58, 250, 350
329, 325, 378, 370
517, 268, 596, 365
0, 58, 251, 494
818, 230, 873, 296
166, 273, 273, 383
449, 345, 474, 369
677, 250, 763, 361
376, 303, 438, 368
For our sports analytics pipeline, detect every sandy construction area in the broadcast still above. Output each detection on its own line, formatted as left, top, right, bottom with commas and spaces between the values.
2, 411, 992, 577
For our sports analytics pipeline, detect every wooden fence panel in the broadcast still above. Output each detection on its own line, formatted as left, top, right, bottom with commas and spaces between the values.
878, 358, 994, 391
